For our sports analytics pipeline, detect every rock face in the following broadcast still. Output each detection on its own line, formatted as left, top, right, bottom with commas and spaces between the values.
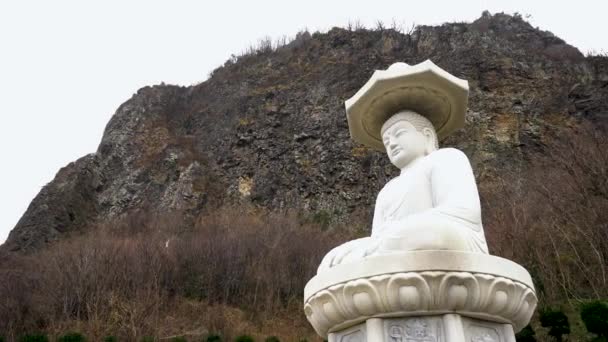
3, 12, 607, 252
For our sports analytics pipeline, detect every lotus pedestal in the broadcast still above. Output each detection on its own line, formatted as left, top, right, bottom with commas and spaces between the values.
304, 251, 537, 341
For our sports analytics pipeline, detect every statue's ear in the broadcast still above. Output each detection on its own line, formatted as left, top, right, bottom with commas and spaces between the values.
421, 127, 435, 154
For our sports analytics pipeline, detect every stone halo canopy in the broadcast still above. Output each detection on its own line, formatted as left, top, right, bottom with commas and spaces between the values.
345, 60, 469, 151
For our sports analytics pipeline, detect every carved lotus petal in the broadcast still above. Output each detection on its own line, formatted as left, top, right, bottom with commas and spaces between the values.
304, 251, 537, 338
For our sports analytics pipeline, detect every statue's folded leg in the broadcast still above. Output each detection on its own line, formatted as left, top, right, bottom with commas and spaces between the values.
378, 223, 473, 252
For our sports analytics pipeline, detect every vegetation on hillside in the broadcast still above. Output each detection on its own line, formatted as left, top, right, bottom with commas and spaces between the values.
0, 208, 351, 341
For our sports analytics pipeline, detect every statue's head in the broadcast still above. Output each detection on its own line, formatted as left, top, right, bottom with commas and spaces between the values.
381, 110, 438, 169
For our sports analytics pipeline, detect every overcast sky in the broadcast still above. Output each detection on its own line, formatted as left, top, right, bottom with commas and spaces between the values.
1, 0, 607, 244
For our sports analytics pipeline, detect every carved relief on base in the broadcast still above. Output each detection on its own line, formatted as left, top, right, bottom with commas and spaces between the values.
328, 315, 517, 342
332, 323, 367, 342
385, 317, 444, 342
304, 270, 536, 337
463, 317, 513, 342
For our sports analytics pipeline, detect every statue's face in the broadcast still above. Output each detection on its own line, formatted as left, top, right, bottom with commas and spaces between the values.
382, 120, 429, 169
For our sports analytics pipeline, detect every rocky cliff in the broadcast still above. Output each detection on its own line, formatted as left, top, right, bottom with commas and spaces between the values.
3, 12, 608, 252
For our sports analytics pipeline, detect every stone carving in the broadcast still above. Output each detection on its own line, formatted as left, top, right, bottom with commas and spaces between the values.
340, 330, 365, 342
389, 325, 405, 341
304, 252, 537, 337
404, 319, 436, 342
463, 319, 505, 342
333, 323, 367, 342
304, 61, 537, 340
469, 326, 499, 342
318, 61, 489, 271
387, 317, 442, 342
470, 333, 497, 342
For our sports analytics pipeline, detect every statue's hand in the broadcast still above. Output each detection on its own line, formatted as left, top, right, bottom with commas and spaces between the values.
317, 238, 373, 272
342, 238, 380, 261
318, 241, 354, 272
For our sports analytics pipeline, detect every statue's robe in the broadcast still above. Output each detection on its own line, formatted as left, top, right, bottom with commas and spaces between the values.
371, 148, 488, 254
318, 148, 488, 272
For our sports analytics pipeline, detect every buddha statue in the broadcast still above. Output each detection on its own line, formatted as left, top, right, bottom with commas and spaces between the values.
318, 61, 489, 272
305, 62, 537, 342
318, 110, 488, 271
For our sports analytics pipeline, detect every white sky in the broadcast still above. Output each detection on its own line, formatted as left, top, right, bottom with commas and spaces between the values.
1, 0, 607, 245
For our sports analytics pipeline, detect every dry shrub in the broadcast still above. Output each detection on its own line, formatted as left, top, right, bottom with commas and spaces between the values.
175, 208, 344, 313
0, 208, 346, 341
484, 120, 608, 304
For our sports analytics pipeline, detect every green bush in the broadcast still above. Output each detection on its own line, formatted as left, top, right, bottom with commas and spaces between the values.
540, 308, 570, 342
0, 336, 4, 342
515, 325, 536, 342
104, 337, 117, 342
264, 337, 280, 342
310, 210, 331, 230
234, 336, 254, 342
581, 301, 608, 338
170, 337, 187, 342
19, 334, 49, 342
57, 333, 86, 342
206, 335, 222, 342
141, 337, 154, 342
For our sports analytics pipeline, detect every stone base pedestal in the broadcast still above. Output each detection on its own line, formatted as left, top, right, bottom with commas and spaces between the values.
304, 251, 536, 341
329, 314, 516, 342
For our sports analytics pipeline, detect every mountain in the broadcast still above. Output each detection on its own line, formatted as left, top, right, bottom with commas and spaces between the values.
3, 11, 607, 252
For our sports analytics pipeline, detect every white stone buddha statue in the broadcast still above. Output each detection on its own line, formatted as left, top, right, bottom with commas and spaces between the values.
306, 62, 537, 342
318, 110, 488, 271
